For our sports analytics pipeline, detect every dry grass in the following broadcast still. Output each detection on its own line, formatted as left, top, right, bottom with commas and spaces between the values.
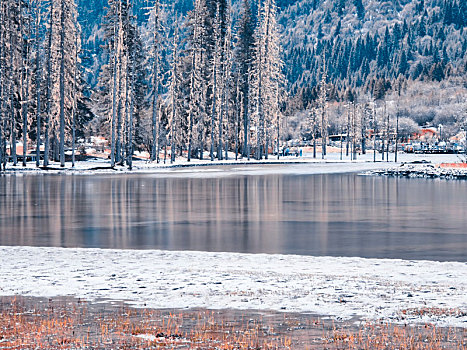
0, 296, 465, 349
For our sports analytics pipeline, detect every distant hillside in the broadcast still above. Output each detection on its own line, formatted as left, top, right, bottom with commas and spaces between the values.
78, 0, 465, 91
76, 0, 465, 138
279, 0, 466, 92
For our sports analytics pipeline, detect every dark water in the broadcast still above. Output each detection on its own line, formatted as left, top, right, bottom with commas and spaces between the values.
1, 171, 466, 261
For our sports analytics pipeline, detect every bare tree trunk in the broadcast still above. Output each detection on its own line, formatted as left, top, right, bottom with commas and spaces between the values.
22, 0, 32, 167
151, 2, 159, 162
386, 101, 390, 162
361, 106, 366, 155
127, 85, 134, 170
210, 49, 217, 162
235, 79, 240, 161
122, 56, 129, 168
373, 102, 376, 162
246, 97, 250, 161
187, 86, 194, 162
156, 102, 160, 162
256, 69, 263, 161
9, 3, 17, 166
276, 111, 280, 160
116, 61, 123, 164
110, 12, 118, 167
218, 89, 224, 161
59, 0, 65, 167
0, 4, 3, 170
346, 104, 350, 157
223, 69, 229, 161
170, 32, 178, 165
312, 109, 316, 158
128, 51, 135, 170
321, 106, 326, 159
2, 117, 6, 170
381, 102, 385, 161
35, 1, 42, 167
352, 103, 357, 160
340, 130, 343, 160
44, 0, 53, 166
242, 76, 249, 158
224, 109, 229, 160
0, 119, 3, 170
71, 30, 78, 168
199, 138, 203, 160
395, 110, 399, 163
170, 110, 176, 164
8, 90, 15, 166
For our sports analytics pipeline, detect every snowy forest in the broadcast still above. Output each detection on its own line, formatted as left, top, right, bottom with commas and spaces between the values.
0, 0, 465, 169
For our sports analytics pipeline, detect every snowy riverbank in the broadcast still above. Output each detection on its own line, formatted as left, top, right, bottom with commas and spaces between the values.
1, 246, 466, 328
370, 162, 467, 179
0, 153, 463, 177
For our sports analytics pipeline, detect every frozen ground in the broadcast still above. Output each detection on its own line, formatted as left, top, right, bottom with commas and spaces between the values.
1, 246, 466, 328
0, 153, 463, 177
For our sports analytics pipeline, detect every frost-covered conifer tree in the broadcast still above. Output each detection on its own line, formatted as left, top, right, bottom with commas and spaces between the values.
43, 0, 53, 166
34, 0, 44, 168
0, 1, 5, 170
209, 4, 221, 161
220, 18, 232, 160
250, 0, 283, 160
216, 0, 232, 161
96, 0, 141, 167
185, 0, 208, 161
306, 104, 318, 159
148, 0, 161, 162
234, 0, 254, 158
344, 88, 355, 157
318, 60, 328, 159
168, 27, 180, 164
71, 29, 79, 167
45, 0, 81, 167
6, 1, 24, 167
58, 0, 66, 167
188, 0, 209, 160
0, 2, 5, 170
20, 0, 33, 167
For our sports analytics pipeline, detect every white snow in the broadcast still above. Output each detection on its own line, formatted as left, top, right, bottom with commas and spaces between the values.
134, 334, 157, 341
0, 246, 466, 327
1, 153, 463, 177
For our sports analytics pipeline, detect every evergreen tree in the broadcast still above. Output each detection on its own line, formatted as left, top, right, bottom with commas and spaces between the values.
353, 0, 364, 20
95, 0, 141, 168
235, 0, 254, 158
250, 0, 284, 160
148, 0, 161, 162
49, 0, 81, 166
318, 59, 328, 159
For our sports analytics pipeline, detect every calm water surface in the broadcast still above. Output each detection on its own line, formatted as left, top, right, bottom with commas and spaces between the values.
1, 169, 466, 261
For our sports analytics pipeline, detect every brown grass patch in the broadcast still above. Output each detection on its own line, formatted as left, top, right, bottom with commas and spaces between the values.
0, 296, 465, 349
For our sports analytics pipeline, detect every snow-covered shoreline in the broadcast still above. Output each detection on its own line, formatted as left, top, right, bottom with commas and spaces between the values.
370, 163, 467, 179
0, 158, 389, 177
0, 153, 463, 177
1, 246, 466, 328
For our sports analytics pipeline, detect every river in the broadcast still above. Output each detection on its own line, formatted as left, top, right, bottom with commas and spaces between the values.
1, 167, 466, 261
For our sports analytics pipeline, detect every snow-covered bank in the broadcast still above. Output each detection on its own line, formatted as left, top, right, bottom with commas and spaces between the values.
0, 153, 463, 177
370, 163, 467, 180
1, 246, 466, 328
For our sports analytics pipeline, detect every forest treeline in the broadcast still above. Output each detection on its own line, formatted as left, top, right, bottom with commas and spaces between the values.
0, 0, 465, 170
0, 0, 286, 169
